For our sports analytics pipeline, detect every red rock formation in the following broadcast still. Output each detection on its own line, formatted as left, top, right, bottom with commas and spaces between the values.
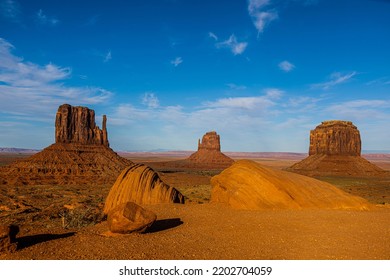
0, 104, 131, 185
107, 202, 157, 234
186, 131, 234, 169
211, 160, 371, 210
55, 104, 109, 147
288, 120, 386, 177
104, 164, 185, 214
309, 120, 361, 156
198, 131, 221, 151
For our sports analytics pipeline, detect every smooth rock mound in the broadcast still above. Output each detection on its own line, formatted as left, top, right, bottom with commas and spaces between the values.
107, 202, 156, 234
210, 160, 371, 210
104, 164, 185, 214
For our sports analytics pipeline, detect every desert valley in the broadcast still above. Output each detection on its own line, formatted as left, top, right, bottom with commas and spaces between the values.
0, 104, 389, 260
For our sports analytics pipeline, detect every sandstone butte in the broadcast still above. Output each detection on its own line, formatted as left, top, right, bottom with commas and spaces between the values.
210, 160, 371, 210
104, 163, 185, 214
185, 131, 234, 169
0, 104, 131, 185
287, 120, 386, 177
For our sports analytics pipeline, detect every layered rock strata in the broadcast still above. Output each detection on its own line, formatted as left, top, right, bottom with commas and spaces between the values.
211, 160, 371, 210
104, 164, 185, 214
288, 120, 386, 177
0, 104, 131, 185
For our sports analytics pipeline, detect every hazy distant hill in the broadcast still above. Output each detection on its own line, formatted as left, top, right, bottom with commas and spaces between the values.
0, 147, 41, 154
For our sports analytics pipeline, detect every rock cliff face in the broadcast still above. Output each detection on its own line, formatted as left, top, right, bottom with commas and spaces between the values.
0, 104, 131, 185
55, 104, 109, 147
104, 164, 185, 214
309, 120, 361, 156
288, 120, 385, 177
211, 160, 371, 210
197, 131, 221, 151
186, 131, 234, 169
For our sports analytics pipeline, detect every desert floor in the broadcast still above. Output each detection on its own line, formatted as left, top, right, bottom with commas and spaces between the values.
1, 153, 389, 260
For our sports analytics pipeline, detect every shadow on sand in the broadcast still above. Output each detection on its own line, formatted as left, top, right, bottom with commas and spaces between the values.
146, 218, 183, 233
17, 232, 76, 250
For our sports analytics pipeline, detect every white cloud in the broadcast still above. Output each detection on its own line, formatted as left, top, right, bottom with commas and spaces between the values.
170, 57, 183, 67
36, 9, 59, 26
0, 0, 21, 22
104, 50, 112, 62
142, 92, 160, 108
247, 0, 278, 34
216, 34, 248, 55
278, 60, 295, 72
0, 37, 112, 118
208, 32, 218, 41
311, 71, 358, 90
326, 99, 390, 120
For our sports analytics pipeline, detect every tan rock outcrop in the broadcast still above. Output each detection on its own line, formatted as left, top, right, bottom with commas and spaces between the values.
104, 164, 185, 214
107, 202, 156, 234
0, 104, 131, 185
211, 160, 371, 210
288, 120, 386, 177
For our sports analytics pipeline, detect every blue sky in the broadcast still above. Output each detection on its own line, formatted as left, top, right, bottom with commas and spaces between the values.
0, 0, 390, 152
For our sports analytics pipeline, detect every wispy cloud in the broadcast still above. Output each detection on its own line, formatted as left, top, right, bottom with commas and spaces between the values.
104, 50, 112, 63
326, 99, 390, 120
0, 38, 112, 118
142, 92, 160, 108
208, 32, 218, 41
170, 57, 183, 67
0, 0, 21, 22
226, 83, 247, 90
36, 9, 59, 26
216, 34, 248, 55
247, 0, 278, 35
311, 71, 358, 90
278, 60, 295, 72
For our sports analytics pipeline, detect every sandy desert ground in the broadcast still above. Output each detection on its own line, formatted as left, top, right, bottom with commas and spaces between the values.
1, 153, 390, 260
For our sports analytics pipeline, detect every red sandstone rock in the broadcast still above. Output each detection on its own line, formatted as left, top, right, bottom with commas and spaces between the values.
309, 120, 361, 156
55, 104, 109, 147
104, 164, 185, 214
0, 224, 19, 253
0, 104, 131, 185
186, 131, 234, 168
288, 120, 386, 177
107, 202, 156, 234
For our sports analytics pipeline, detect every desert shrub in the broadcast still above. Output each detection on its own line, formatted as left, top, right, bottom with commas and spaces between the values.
59, 206, 104, 229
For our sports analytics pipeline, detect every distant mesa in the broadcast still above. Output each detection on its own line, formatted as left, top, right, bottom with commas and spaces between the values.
185, 131, 234, 169
0, 104, 131, 185
211, 160, 371, 210
104, 163, 185, 215
287, 120, 386, 177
